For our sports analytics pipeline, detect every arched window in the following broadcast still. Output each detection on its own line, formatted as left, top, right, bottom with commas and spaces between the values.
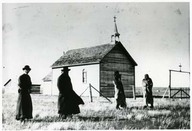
82, 69, 87, 83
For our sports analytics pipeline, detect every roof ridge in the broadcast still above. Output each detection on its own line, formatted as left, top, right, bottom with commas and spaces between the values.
51, 43, 121, 68
66, 43, 114, 54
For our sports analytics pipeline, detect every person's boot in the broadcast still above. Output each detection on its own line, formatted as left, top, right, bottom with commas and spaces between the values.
116, 105, 120, 109
62, 114, 67, 119
59, 114, 67, 119
20, 118, 25, 125
150, 105, 154, 109
143, 105, 148, 109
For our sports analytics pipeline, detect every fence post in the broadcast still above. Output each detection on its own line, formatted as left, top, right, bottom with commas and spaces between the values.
169, 70, 171, 98
90, 83, 112, 103
132, 85, 136, 100
89, 84, 93, 102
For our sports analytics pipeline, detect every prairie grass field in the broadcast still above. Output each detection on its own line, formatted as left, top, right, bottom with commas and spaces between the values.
2, 93, 190, 130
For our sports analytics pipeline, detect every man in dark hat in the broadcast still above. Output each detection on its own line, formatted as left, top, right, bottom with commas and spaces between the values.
16, 65, 33, 122
57, 67, 84, 119
142, 74, 153, 109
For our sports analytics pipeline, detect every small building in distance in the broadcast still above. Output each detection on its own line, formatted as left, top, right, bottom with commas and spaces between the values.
40, 72, 52, 95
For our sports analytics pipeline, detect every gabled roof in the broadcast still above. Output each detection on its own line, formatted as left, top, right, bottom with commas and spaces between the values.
42, 72, 52, 82
52, 42, 137, 68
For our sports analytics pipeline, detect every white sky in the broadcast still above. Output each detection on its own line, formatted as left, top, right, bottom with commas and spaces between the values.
2, 2, 190, 87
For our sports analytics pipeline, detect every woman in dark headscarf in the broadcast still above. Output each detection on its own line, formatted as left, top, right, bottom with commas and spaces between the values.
16, 65, 33, 122
113, 71, 126, 109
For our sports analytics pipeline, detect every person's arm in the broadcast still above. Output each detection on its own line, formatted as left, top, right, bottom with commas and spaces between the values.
142, 80, 147, 89
142, 79, 147, 105
113, 81, 118, 99
150, 79, 153, 87
18, 76, 22, 87
18, 76, 22, 93
113, 80, 116, 86
57, 76, 62, 93
28, 76, 32, 93
142, 79, 147, 95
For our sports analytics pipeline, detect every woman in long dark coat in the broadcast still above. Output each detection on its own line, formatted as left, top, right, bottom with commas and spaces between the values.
142, 74, 153, 109
57, 67, 84, 119
16, 65, 33, 121
113, 71, 126, 109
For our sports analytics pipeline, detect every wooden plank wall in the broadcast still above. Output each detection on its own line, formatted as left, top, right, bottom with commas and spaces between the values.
100, 46, 135, 98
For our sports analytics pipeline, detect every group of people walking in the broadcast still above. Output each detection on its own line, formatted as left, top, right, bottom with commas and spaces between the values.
15, 65, 154, 122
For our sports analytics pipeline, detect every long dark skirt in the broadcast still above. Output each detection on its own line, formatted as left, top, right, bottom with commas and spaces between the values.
58, 93, 81, 115
16, 92, 33, 120
116, 92, 126, 108
145, 91, 153, 107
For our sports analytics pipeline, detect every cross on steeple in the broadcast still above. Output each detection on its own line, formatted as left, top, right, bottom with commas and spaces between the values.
111, 16, 120, 42
114, 16, 116, 22
179, 63, 182, 71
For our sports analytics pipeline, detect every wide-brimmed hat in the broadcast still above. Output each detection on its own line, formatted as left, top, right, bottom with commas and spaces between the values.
23, 65, 31, 71
61, 67, 71, 72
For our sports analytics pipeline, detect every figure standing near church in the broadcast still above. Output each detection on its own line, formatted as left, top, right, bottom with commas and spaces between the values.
16, 65, 33, 122
113, 71, 127, 109
142, 74, 154, 109
57, 67, 84, 119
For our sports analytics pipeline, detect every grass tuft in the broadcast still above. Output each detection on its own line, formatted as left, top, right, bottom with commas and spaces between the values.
2, 93, 190, 130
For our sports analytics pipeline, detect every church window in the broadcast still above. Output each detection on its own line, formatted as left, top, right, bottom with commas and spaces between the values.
82, 69, 87, 83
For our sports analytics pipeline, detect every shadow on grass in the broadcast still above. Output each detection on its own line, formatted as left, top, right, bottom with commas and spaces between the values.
31, 116, 61, 122
127, 105, 190, 111
155, 105, 190, 110
77, 116, 115, 121
31, 115, 115, 122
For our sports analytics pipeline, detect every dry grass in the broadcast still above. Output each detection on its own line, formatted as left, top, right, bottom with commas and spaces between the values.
2, 93, 190, 130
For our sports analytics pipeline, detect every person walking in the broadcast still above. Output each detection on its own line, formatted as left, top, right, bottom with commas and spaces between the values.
113, 71, 126, 109
57, 67, 84, 119
142, 74, 154, 109
16, 65, 33, 122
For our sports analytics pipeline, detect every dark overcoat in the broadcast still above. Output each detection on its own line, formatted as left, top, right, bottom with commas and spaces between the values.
16, 74, 33, 120
57, 73, 84, 115
142, 78, 153, 106
114, 78, 126, 108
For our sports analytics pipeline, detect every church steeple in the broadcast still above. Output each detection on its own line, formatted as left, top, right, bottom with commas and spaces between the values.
111, 16, 120, 42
